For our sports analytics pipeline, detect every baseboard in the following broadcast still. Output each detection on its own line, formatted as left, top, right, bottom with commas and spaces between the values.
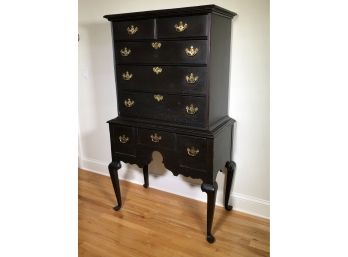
79, 157, 270, 219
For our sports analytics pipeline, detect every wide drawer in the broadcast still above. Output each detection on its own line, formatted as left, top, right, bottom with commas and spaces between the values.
117, 65, 207, 95
111, 125, 136, 155
119, 92, 207, 127
178, 135, 207, 171
115, 40, 208, 64
112, 19, 155, 40
138, 128, 175, 150
157, 15, 209, 38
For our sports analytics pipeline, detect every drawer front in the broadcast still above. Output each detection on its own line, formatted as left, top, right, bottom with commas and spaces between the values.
138, 129, 175, 150
117, 65, 207, 94
178, 135, 207, 171
119, 92, 207, 127
112, 19, 155, 40
112, 125, 136, 155
115, 40, 208, 64
157, 15, 209, 38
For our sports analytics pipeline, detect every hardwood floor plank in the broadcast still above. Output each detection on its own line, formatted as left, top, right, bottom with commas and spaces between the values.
78, 169, 270, 257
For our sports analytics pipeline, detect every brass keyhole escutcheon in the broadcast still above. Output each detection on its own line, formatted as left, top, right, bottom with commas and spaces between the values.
154, 94, 164, 102
153, 66, 163, 75
151, 42, 162, 49
174, 21, 188, 32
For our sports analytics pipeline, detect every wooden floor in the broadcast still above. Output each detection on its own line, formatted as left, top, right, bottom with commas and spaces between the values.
79, 169, 270, 257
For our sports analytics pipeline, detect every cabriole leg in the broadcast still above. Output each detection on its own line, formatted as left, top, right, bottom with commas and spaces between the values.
201, 182, 218, 243
143, 165, 149, 188
108, 161, 122, 211
224, 161, 236, 211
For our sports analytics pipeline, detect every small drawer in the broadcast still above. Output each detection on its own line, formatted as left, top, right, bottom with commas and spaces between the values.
112, 19, 155, 40
178, 135, 207, 171
117, 65, 207, 95
138, 129, 175, 150
157, 15, 209, 38
112, 125, 136, 155
115, 40, 208, 64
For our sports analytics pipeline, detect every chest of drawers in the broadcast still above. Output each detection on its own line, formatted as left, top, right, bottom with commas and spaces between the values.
104, 5, 237, 243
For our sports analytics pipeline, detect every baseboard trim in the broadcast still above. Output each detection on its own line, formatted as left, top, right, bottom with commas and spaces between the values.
79, 157, 270, 219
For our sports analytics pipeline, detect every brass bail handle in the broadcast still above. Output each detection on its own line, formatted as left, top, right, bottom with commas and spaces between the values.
150, 133, 162, 143
119, 135, 129, 144
187, 146, 199, 157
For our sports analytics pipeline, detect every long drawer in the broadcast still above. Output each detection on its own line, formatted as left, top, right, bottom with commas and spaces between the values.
117, 65, 207, 95
115, 40, 208, 64
118, 92, 207, 127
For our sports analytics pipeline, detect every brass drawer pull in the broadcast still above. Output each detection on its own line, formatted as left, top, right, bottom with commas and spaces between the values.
127, 25, 138, 35
150, 133, 162, 143
174, 21, 188, 32
187, 146, 199, 157
120, 47, 131, 56
154, 94, 164, 102
153, 66, 163, 75
185, 73, 199, 84
119, 134, 129, 144
185, 104, 198, 115
122, 71, 133, 80
151, 42, 162, 49
185, 46, 199, 57
124, 98, 135, 107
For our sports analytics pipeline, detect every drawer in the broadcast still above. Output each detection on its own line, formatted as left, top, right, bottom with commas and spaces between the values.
117, 65, 207, 95
157, 15, 209, 38
112, 125, 136, 155
119, 92, 207, 127
138, 129, 175, 150
112, 19, 155, 40
178, 135, 207, 171
115, 40, 208, 64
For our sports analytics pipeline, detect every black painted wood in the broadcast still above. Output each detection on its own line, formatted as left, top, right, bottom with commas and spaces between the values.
104, 5, 237, 21
201, 182, 218, 243
138, 128, 176, 150
104, 5, 237, 243
112, 19, 155, 40
157, 15, 209, 38
115, 40, 208, 64
224, 161, 236, 211
118, 91, 207, 128
108, 161, 122, 211
116, 65, 208, 95
143, 165, 149, 188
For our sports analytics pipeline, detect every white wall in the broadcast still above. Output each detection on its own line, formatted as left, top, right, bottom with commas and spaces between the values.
78, 0, 270, 218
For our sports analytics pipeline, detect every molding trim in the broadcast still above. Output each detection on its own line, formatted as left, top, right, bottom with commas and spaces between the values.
79, 157, 269, 218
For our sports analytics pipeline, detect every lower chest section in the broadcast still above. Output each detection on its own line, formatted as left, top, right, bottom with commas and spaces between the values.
109, 123, 215, 183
